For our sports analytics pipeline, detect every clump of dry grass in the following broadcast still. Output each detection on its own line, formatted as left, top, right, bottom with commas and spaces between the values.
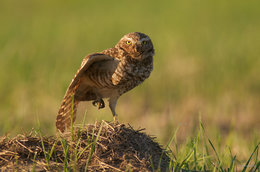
0, 121, 170, 171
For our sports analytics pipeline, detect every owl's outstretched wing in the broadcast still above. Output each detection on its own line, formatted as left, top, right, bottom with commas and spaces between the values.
56, 53, 115, 132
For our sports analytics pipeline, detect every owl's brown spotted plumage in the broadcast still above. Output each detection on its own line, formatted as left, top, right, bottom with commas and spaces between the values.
56, 32, 155, 132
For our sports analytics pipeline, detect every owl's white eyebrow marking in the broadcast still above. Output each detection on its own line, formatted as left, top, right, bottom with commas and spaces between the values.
125, 37, 137, 43
140, 37, 150, 42
123, 37, 136, 44
123, 37, 150, 44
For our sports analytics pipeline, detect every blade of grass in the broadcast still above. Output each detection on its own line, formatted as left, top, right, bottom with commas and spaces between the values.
250, 143, 259, 172
200, 121, 211, 170
149, 156, 155, 172
32, 152, 37, 172
39, 134, 49, 168
228, 147, 236, 172
253, 161, 260, 172
77, 143, 92, 160
48, 141, 57, 161
165, 127, 179, 150
39, 133, 57, 169
164, 127, 179, 171
76, 109, 88, 141
242, 143, 259, 172
179, 149, 194, 169
60, 138, 69, 171
77, 122, 90, 160
157, 150, 165, 171
193, 127, 201, 171
166, 127, 179, 162
168, 158, 174, 172
85, 121, 104, 171
82, 110, 87, 130
208, 138, 224, 171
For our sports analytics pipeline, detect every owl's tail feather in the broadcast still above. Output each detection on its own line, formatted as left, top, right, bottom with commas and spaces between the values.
56, 82, 80, 133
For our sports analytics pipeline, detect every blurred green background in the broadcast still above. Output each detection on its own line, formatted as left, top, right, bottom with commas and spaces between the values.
0, 0, 259, 161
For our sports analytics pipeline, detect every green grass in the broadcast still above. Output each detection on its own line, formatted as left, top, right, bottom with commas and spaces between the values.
165, 121, 259, 171
0, 0, 259, 168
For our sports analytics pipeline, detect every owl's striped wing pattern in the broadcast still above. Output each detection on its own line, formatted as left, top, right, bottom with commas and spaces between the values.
56, 53, 114, 132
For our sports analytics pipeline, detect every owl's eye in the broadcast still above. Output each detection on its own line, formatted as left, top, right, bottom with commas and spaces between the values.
126, 41, 132, 45
142, 41, 147, 45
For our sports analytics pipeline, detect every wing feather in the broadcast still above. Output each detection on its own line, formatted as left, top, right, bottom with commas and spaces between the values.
56, 53, 115, 132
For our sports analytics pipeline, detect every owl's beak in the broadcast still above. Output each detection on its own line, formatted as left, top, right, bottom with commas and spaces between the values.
137, 40, 142, 45
136, 41, 145, 53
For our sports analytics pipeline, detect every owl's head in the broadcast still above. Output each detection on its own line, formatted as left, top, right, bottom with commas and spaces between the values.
116, 32, 154, 60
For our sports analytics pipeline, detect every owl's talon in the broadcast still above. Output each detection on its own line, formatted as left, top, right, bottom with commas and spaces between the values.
92, 99, 105, 109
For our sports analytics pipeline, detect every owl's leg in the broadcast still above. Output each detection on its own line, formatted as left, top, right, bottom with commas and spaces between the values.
108, 97, 118, 122
92, 99, 105, 109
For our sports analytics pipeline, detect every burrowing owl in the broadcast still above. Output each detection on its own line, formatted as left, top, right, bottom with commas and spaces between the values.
56, 32, 154, 132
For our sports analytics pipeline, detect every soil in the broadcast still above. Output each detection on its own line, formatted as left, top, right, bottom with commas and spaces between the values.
0, 121, 171, 171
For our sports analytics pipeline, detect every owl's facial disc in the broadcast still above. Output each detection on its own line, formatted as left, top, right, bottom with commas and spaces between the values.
117, 32, 154, 60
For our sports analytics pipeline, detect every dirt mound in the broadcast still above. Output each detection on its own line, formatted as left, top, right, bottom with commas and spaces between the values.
0, 121, 171, 171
